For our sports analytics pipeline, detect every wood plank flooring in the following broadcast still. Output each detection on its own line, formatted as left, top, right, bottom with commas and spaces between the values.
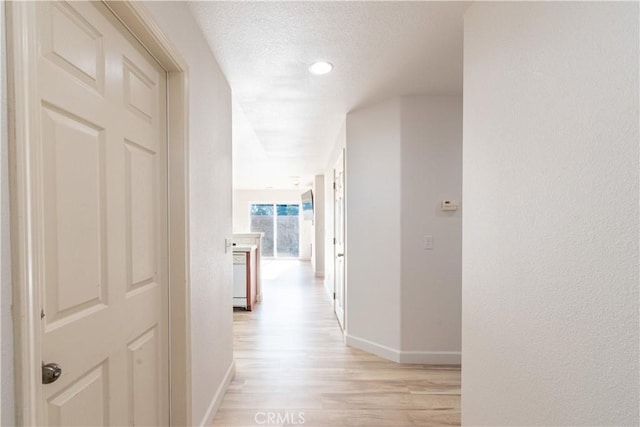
212, 260, 461, 427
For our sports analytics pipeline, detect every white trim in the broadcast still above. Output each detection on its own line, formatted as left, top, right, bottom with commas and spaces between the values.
197, 361, 236, 427
345, 334, 401, 363
6, 3, 46, 424
398, 350, 461, 365
346, 334, 461, 365
333, 149, 346, 331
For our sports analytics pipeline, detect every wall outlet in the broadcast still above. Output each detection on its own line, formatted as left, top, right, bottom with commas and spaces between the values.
441, 200, 459, 211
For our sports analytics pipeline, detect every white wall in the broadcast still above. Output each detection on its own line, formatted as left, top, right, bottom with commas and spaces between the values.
233, 189, 312, 260
0, 2, 15, 424
463, 2, 639, 425
400, 96, 462, 356
311, 175, 325, 277
344, 96, 462, 363
142, 3, 234, 425
346, 98, 402, 352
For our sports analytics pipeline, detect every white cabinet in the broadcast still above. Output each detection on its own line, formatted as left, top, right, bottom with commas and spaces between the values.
232, 246, 257, 310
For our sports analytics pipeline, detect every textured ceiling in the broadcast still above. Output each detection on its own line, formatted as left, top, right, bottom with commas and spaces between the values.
188, 1, 471, 189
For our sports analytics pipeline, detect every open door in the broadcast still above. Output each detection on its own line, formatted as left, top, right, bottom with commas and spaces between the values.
333, 150, 346, 329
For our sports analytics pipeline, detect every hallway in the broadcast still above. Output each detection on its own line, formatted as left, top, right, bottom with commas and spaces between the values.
213, 260, 461, 426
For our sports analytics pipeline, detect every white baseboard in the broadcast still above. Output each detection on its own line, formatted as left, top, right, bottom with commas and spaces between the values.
345, 334, 401, 362
198, 360, 236, 427
398, 350, 461, 365
345, 334, 460, 365
256, 293, 263, 302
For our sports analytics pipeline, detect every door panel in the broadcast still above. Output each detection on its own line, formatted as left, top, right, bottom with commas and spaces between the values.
127, 327, 160, 427
123, 58, 156, 123
41, 104, 107, 323
334, 150, 346, 329
41, 1, 105, 92
36, 2, 169, 425
125, 140, 157, 291
47, 363, 108, 427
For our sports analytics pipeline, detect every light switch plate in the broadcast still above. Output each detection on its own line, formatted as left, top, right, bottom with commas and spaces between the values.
424, 235, 433, 250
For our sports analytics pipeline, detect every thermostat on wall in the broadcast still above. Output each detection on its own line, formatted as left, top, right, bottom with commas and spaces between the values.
441, 200, 459, 211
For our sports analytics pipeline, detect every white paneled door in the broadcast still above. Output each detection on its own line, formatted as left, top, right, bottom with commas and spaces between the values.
36, 2, 169, 425
334, 150, 346, 330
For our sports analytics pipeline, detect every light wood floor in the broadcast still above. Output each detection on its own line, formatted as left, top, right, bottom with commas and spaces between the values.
212, 260, 461, 427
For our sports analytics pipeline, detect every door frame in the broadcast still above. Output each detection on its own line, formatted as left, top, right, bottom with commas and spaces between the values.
6, 1, 193, 425
333, 148, 346, 331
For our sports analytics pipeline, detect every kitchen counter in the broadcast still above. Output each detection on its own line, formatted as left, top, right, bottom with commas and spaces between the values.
232, 244, 257, 253
233, 233, 264, 302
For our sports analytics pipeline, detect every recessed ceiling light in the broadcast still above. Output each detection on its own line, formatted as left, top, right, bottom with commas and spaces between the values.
308, 61, 333, 75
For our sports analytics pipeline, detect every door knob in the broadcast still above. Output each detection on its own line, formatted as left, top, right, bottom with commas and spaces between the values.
42, 362, 62, 384
337, 253, 344, 257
